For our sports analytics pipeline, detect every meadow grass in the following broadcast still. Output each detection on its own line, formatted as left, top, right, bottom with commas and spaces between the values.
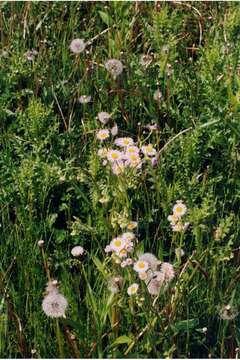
1, 1, 240, 358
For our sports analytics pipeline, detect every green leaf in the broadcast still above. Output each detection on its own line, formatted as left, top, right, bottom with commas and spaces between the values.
98, 11, 112, 26
110, 335, 133, 348
171, 319, 199, 333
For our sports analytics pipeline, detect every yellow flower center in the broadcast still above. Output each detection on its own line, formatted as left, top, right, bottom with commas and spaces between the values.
114, 240, 122, 247
138, 262, 145, 269
175, 206, 183, 213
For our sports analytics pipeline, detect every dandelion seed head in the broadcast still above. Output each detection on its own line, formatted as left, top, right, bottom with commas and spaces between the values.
38, 240, 44, 247
105, 59, 123, 77
42, 292, 68, 318
70, 38, 86, 54
153, 89, 162, 102
111, 124, 118, 136
71, 246, 84, 257
219, 304, 238, 320
160, 262, 175, 283
97, 112, 111, 125
78, 95, 91, 104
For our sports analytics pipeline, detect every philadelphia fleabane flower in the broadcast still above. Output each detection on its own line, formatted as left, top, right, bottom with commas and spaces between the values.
114, 137, 134, 147
96, 129, 110, 141
107, 149, 123, 162
127, 283, 139, 296
97, 112, 111, 125
134, 260, 149, 273
110, 237, 126, 253
173, 200, 187, 217
141, 144, 157, 157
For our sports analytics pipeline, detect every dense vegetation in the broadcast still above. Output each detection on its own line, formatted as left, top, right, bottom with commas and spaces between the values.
1, 2, 240, 358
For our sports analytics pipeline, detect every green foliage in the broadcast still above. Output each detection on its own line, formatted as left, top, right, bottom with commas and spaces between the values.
0, 2, 240, 358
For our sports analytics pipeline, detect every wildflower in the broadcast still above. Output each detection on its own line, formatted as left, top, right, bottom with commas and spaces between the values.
139, 54, 152, 68
151, 156, 159, 167
71, 246, 84, 257
175, 248, 185, 258
24, 49, 38, 61
96, 129, 110, 141
127, 221, 138, 230
42, 290, 68, 318
69, 38, 86, 54
105, 245, 112, 253
121, 260, 127, 268
139, 272, 148, 281
105, 59, 123, 77
119, 249, 128, 258
38, 240, 44, 247
97, 112, 111, 125
134, 260, 149, 273
121, 232, 135, 242
107, 149, 123, 162
147, 278, 162, 295
107, 276, 122, 294
110, 237, 126, 253
111, 161, 125, 175
46, 280, 59, 294
173, 201, 187, 217
125, 146, 140, 155
167, 214, 178, 225
160, 262, 175, 283
219, 304, 238, 320
97, 148, 108, 158
111, 124, 118, 136
138, 253, 160, 272
141, 144, 157, 157
146, 123, 158, 131
126, 258, 133, 265
114, 137, 134, 147
172, 222, 189, 232
79, 95, 91, 104
153, 89, 163, 102
125, 153, 141, 168
127, 283, 139, 296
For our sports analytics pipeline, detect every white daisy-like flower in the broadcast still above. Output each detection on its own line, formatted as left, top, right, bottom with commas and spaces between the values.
127, 221, 138, 230
97, 112, 111, 124
107, 149, 123, 162
125, 146, 140, 155
111, 124, 118, 136
96, 129, 110, 141
127, 283, 139, 296
111, 161, 125, 175
114, 137, 134, 147
70, 38, 86, 54
42, 292, 68, 318
153, 89, 162, 102
138, 253, 160, 272
160, 262, 175, 283
71, 246, 84, 257
125, 153, 141, 168
79, 95, 91, 104
110, 237, 126, 253
173, 201, 187, 217
105, 59, 123, 77
141, 144, 157, 157
134, 260, 149, 273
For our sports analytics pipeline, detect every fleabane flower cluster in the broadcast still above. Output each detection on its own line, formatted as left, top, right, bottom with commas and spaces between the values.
168, 200, 189, 232
105, 231, 135, 263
